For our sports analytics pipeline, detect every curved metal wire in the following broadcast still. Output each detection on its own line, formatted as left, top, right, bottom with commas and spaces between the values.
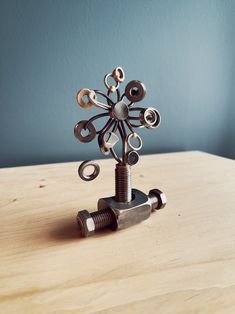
129, 107, 143, 111
116, 89, 121, 102
110, 147, 122, 163
111, 121, 118, 132
92, 101, 110, 110
76, 68, 151, 168
97, 118, 114, 135
120, 93, 125, 101
125, 119, 135, 133
128, 122, 144, 128
120, 121, 128, 165
84, 112, 110, 129
94, 90, 114, 106
120, 93, 133, 106
128, 108, 145, 128
117, 122, 128, 165
107, 88, 120, 106
128, 116, 141, 120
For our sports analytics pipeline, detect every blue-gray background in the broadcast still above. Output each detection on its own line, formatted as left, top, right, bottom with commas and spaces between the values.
0, 0, 235, 167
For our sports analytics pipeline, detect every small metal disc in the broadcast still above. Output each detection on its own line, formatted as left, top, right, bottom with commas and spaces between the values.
74, 120, 96, 143
126, 150, 139, 165
78, 160, 100, 181
111, 101, 129, 121
125, 80, 146, 102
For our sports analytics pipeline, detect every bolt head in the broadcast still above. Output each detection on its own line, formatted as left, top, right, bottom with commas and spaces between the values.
149, 189, 167, 210
77, 210, 95, 237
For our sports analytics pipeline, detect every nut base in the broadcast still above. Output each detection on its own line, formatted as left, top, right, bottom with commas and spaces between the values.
98, 189, 151, 230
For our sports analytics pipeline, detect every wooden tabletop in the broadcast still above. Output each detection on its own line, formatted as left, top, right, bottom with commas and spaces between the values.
0, 151, 235, 313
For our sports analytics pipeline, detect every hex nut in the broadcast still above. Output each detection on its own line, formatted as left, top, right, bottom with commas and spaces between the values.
98, 189, 151, 230
148, 189, 167, 211
77, 210, 95, 237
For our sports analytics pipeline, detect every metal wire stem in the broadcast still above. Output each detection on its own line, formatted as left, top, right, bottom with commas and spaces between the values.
120, 121, 128, 164
118, 123, 126, 165
110, 147, 122, 163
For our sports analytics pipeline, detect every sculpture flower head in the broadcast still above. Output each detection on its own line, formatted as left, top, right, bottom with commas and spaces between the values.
75, 66, 161, 180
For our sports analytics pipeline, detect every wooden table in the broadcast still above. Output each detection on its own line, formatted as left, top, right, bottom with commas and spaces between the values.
0, 151, 235, 313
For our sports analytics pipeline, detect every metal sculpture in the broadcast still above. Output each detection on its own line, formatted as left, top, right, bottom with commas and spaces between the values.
74, 66, 167, 237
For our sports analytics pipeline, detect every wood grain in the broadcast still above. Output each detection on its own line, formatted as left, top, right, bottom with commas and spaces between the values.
0, 151, 235, 313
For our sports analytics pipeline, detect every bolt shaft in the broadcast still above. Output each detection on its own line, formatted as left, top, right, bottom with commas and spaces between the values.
115, 163, 132, 202
91, 208, 115, 230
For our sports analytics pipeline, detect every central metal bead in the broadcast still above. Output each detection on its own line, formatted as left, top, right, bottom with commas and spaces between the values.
111, 101, 129, 121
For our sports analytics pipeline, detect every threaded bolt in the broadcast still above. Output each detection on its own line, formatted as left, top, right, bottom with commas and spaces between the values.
90, 209, 115, 229
115, 163, 132, 202
77, 208, 115, 237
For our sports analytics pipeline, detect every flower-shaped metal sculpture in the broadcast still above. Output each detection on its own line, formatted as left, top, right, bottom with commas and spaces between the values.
74, 67, 167, 237
75, 66, 161, 181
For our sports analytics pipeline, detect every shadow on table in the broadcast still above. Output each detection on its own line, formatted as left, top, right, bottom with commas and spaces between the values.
49, 217, 80, 242
49, 216, 112, 242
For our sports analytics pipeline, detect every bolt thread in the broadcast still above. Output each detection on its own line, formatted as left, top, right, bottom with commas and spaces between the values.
148, 193, 159, 211
115, 164, 132, 202
90, 208, 114, 230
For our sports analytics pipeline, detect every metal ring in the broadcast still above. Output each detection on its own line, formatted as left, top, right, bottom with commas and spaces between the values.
78, 160, 100, 181
76, 89, 94, 109
74, 120, 96, 143
125, 80, 146, 102
112, 67, 125, 83
127, 132, 143, 151
140, 107, 161, 128
104, 73, 119, 93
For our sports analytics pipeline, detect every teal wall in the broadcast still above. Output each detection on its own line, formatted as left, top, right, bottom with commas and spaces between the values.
0, 0, 234, 167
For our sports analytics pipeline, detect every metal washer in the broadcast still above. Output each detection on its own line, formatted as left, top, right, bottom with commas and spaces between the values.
76, 89, 94, 109
74, 120, 96, 143
78, 160, 100, 181
125, 80, 146, 102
